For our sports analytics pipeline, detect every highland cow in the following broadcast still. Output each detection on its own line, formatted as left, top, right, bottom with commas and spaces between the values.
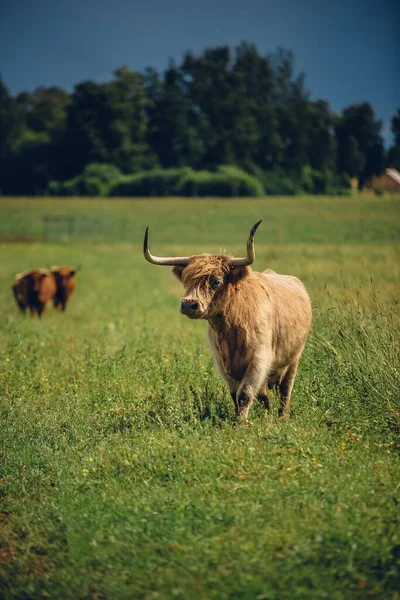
12, 269, 57, 317
50, 266, 78, 311
143, 221, 312, 421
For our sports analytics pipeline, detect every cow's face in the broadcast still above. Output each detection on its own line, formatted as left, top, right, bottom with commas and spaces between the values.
143, 221, 261, 319
173, 255, 246, 319
51, 267, 76, 289
27, 271, 48, 294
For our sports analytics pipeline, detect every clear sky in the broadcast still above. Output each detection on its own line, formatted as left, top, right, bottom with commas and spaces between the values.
1, 0, 399, 142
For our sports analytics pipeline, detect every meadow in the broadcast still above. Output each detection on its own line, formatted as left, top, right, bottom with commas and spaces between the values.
0, 195, 399, 600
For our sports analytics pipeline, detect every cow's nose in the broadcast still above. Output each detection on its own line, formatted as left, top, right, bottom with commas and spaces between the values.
181, 299, 199, 314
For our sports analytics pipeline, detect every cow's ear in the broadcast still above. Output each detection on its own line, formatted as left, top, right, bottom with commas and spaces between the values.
172, 266, 185, 281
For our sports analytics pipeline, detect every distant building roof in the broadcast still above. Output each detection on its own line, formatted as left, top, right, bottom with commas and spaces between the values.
386, 168, 400, 186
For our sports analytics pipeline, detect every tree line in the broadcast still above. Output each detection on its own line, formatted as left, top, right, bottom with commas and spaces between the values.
0, 42, 399, 196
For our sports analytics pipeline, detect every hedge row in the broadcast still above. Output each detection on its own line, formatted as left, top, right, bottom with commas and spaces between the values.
47, 164, 351, 197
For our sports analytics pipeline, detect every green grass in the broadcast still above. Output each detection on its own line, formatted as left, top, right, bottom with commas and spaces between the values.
0, 194, 399, 245
0, 196, 399, 599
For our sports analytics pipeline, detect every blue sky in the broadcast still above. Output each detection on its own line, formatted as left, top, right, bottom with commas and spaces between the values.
1, 0, 399, 142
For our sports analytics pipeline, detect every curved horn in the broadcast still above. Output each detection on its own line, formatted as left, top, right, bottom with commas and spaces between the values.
231, 220, 262, 267
143, 227, 190, 266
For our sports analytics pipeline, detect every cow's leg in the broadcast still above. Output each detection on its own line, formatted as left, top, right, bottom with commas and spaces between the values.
227, 380, 240, 414
257, 385, 271, 410
230, 391, 239, 414
236, 352, 271, 421
278, 358, 300, 419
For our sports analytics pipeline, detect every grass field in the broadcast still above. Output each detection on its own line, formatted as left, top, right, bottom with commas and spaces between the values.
1, 196, 399, 599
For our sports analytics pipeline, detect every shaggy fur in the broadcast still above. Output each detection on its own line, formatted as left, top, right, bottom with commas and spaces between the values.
173, 255, 312, 420
50, 266, 77, 311
12, 269, 57, 317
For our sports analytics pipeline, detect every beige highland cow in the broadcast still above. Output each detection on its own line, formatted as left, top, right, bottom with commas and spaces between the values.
144, 221, 312, 421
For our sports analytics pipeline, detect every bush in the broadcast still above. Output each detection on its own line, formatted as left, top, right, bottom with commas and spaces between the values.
79, 163, 122, 196
80, 177, 109, 197
109, 168, 192, 197
62, 176, 81, 196
46, 176, 82, 196
47, 163, 351, 198
109, 166, 263, 197
177, 166, 264, 197
82, 163, 122, 186
255, 168, 303, 195
46, 163, 123, 197
46, 180, 63, 196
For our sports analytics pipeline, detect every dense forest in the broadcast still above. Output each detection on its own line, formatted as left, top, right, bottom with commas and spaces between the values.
1, 43, 399, 196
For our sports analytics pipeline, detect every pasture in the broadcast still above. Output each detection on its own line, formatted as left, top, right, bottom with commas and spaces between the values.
0, 195, 399, 599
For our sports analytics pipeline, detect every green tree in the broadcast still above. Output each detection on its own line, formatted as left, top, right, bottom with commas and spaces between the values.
62, 80, 110, 177
231, 42, 281, 171
0, 78, 23, 193
145, 64, 203, 168
22, 87, 69, 136
271, 50, 313, 172
308, 100, 337, 172
336, 102, 384, 187
182, 46, 237, 167
63, 68, 156, 178
105, 66, 157, 172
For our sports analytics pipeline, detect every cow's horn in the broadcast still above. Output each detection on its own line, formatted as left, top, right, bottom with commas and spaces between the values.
231, 220, 262, 267
143, 227, 190, 266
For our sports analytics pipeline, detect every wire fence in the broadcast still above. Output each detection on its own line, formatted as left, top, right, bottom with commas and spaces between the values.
41, 215, 132, 243
39, 215, 373, 244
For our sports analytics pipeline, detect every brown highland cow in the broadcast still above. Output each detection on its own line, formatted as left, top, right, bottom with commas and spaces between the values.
12, 269, 57, 317
50, 266, 78, 311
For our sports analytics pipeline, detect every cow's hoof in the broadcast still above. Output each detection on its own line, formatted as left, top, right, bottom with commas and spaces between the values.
235, 415, 253, 426
278, 412, 290, 421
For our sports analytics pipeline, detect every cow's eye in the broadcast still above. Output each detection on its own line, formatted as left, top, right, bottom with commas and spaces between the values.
210, 277, 222, 290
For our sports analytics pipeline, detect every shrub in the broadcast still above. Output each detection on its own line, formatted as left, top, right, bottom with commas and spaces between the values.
79, 163, 122, 196
109, 168, 192, 197
46, 180, 63, 196
47, 164, 351, 198
62, 176, 82, 196
46, 164, 123, 197
109, 166, 263, 198
46, 176, 81, 196
80, 177, 109, 197
250, 166, 351, 196
256, 168, 303, 195
82, 163, 122, 186
178, 166, 264, 197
